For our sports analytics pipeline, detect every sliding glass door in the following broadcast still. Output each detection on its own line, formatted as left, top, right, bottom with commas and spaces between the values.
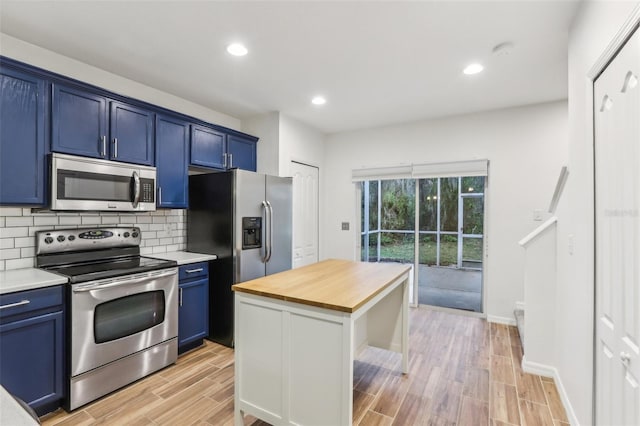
361, 175, 485, 312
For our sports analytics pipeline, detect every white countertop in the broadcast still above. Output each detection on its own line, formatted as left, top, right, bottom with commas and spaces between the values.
0, 268, 67, 295
0, 386, 39, 426
150, 251, 217, 265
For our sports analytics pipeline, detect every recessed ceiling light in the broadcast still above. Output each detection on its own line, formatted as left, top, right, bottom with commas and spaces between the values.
226, 43, 248, 56
463, 63, 484, 75
311, 96, 326, 105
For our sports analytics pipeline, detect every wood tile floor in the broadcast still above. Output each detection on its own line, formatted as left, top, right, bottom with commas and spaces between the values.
40, 307, 568, 425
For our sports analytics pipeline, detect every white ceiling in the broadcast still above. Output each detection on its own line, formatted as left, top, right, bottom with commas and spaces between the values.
0, 1, 580, 134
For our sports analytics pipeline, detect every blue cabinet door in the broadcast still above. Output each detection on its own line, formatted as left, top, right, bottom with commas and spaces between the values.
227, 135, 257, 172
156, 114, 188, 208
190, 124, 225, 169
178, 276, 209, 349
110, 101, 154, 165
0, 67, 47, 205
0, 310, 64, 416
52, 84, 107, 159
178, 262, 209, 353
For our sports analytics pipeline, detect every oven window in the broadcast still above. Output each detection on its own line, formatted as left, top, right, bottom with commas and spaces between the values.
94, 291, 165, 343
58, 169, 132, 202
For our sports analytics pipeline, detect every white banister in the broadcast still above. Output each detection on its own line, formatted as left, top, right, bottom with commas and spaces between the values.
518, 216, 558, 247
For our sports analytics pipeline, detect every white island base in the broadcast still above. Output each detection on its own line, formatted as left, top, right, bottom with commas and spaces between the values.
233, 260, 410, 426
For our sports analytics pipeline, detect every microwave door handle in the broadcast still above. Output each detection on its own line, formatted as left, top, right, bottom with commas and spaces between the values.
132, 171, 141, 208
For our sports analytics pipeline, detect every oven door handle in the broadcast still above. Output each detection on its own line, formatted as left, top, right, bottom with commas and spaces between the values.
72, 269, 177, 292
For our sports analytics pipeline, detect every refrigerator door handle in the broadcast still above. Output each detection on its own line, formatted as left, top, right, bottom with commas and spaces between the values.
261, 201, 270, 263
266, 200, 274, 262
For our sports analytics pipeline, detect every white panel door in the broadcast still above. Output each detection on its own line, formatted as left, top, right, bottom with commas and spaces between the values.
594, 26, 640, 426
291, 161, 319, 269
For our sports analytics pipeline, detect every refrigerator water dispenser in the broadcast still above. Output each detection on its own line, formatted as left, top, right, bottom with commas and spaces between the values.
242, 217, 262, 249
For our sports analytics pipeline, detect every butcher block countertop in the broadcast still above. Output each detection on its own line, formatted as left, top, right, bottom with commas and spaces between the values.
232, 259, 411, 313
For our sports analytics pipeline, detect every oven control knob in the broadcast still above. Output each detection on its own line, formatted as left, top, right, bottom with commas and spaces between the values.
57, 235, 66, 242
132, 232, 139, 238
44, 237, 54, 244
123, 232, 130, 238
68, 235, 75, 241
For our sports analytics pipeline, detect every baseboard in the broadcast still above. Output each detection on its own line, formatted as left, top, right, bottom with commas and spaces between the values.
515, 301, 525, 311
487, 314, 516, 326
521, 355, 554, 377
522, 356, 580, 426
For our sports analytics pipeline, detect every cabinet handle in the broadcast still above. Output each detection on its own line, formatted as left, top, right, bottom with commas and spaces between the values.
223, 153, 227, 168
158, 187, 162, 205
101, 136, 107, 157
113, 138, 118, 158
0, 300, 30, 310
229, 153, 233, 168
179, 288, 183, 307
185, 268, 203, 274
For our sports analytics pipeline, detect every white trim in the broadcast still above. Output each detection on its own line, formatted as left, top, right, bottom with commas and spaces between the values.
351, 159, 489, 182
522, 356, 580, 426
515, 301, 525, 311
588, 4, 640, 80
412, 159, 489, 178
351, 164, 412, 182
487, 314, 516, 326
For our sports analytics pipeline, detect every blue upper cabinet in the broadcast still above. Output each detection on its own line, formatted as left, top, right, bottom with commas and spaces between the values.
190, 124, 257, 172
156, 114, 189, 208
0, 67, 47, 205
227, 134, 257, 172
190, 124, 226, 169
110, 101, 154, 165
52, 84, 108, 159
52, 84, 154, 165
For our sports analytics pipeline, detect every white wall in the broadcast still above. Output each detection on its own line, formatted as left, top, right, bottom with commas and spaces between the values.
322, 100, 568, 323
243, 112, 281, 176
555, 2, 640, 425
0, 33, 241, 130
242, 113, 325, 178
279, 114, 325, 176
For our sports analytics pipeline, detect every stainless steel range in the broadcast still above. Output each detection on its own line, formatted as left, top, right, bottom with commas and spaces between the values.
35, 227, 178, 411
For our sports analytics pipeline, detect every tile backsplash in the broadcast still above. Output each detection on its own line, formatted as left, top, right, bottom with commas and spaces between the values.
0, 207, 186, 271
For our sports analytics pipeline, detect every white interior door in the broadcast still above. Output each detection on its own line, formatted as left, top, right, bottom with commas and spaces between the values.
291, 161, 319, 269
594, 26, 640, 426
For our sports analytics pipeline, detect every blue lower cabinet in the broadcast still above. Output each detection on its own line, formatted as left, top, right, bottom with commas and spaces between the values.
0, 286, 65, 416
178, 263, 209, 354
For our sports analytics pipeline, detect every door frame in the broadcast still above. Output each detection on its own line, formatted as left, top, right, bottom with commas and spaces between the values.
588, 6, 640, 423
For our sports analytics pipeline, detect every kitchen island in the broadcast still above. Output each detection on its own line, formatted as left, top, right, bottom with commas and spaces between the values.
232, 259, 411, 426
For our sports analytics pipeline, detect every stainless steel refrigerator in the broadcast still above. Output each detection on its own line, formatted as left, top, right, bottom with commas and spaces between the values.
187, 169, 292, 347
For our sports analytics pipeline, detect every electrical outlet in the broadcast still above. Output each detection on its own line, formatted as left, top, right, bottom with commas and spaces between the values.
341, 222, 350, 231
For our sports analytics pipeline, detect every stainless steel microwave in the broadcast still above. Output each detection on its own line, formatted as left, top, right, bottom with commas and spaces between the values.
50, 153, 156, 212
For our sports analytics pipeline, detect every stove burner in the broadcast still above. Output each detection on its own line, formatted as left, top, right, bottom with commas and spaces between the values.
35, 227, 177, 283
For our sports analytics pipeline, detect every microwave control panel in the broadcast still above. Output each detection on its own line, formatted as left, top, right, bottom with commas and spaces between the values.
140, 178, 155, 202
